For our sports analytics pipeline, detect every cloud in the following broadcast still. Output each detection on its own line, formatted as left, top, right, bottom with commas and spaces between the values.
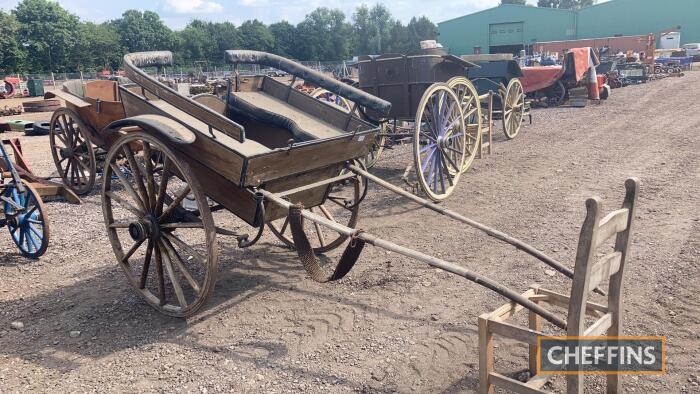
165, 0, 223, 13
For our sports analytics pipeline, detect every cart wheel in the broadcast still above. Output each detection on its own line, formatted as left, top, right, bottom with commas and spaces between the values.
447, 77, 482, 173
502, 79, 525, 139
310, 88, 353, 112
102, 132, 218, 317
49, 108, 97, 196
413, 83, 466, 202
268, 175, 361, 254
4, 181, 50, 259
546, 81, 566, 107
363, 123, 387, 169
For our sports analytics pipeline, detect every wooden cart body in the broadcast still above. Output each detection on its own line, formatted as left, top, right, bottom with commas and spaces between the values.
466, 60, 524, 110
46, 79, 128, 148
357, 48, 478, 120
117, 50, 387, 225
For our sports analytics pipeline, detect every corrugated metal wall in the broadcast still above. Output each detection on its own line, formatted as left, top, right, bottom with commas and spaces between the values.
438, 0, 700, 56
438, 5, 575, 55
577, 0, 700, 47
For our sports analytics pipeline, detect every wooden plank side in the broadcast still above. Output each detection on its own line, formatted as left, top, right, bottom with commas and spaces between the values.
124, 64, 245, 142
120, 88, 247, 185
245, 131, 376, 186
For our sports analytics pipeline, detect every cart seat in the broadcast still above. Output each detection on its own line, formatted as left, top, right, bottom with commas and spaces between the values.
228, 91, 345, 140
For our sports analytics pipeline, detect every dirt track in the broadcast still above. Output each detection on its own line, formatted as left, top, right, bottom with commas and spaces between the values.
1, 73, 699, 393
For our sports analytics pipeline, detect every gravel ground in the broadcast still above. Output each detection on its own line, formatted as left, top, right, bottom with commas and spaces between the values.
1, 73, 699, 393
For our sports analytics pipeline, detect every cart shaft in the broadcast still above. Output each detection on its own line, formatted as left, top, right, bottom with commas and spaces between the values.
261, 189, 567, 330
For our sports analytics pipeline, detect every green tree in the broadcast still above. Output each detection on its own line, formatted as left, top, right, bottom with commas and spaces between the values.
269, 21, 297, 58
178, 20, 219, 64
387, 20, 410, 53
501, 0, 527, 4
71, 22, 122, 71
407, 16, 437, 48
296, 8, 351, 61
0, 11, 26, 73
112, 10, 174, 53
238, 19, 274, 52
13, 0, 80, 72
352, 4, 394, 55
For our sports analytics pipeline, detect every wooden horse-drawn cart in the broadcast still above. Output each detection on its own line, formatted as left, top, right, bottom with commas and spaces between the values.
98, 49, 619, 330
355, 48, 486, 201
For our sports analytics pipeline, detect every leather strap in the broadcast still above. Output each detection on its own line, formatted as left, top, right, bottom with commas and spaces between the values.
288, 204, 365, 283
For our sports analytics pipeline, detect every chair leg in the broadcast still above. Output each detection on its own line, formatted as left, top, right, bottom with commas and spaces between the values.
567, 375, 583, 394
528, 307, 541, 375
478, 316, 494, 394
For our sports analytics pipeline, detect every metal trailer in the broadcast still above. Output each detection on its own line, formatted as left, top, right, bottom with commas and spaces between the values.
0, 142, 50, 258
98, 50, 598, 333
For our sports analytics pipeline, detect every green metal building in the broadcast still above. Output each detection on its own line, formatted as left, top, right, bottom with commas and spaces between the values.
438, 0, 700, 55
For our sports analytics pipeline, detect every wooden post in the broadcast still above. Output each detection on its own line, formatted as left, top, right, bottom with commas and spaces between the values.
528, 286, 542, 375
479, 315, 494, 394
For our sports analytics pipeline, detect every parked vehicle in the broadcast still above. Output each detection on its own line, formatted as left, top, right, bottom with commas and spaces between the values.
682, 43, 700, 60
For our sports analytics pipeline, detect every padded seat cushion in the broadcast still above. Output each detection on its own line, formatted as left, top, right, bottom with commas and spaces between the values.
227, 91, 345, 140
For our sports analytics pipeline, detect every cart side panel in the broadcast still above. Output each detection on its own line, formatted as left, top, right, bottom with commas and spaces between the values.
245, 131, 375, 186
121, 88, 246, 185
184, 149, 259, 226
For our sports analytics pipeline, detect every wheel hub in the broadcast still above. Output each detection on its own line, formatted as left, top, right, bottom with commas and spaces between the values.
128, 217, 158, 242
59, 147, 74, 159
6, 216, 18, 228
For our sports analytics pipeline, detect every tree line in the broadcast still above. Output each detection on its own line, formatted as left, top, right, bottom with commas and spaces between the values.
0, 0, 437, 74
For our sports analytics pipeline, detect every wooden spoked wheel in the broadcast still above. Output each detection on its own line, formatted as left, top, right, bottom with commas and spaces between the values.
310, 88, 353, 112
268, 176, 361, 254
447, 77, 482, 173
102, 132, 218, 317
413, 83, 466, 202
4, 181, 50, 259
502, 79, 525, 139
363, 124, 386, 169
49, 108, 97, 196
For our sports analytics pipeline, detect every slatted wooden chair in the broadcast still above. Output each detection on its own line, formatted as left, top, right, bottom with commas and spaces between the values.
478, 178, 640, 394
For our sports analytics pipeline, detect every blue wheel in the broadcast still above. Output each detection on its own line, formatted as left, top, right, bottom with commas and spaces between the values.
4, 182, 50, 258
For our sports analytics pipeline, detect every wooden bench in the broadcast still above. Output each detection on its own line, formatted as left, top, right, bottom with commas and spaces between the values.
479, 178, 640, 394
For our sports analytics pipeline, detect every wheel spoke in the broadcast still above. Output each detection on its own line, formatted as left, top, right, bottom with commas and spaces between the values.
318, 205, 336, 222
122, 237, 146, 264
155, 244, 166, 305
158, 185, 191, 223
110, 163, 146, 211
160, 222, 204, 229
161, 242, 187, 308
139, 239, 155, 289
162, 232, 207, 267
154, 157, 172, 217
142, 142, 157, 210
123, 145, 150, 211
105, 191, 144, 217
161, 238, 201, 294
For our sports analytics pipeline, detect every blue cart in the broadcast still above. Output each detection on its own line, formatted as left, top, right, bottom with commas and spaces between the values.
0, 143, 50, 258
